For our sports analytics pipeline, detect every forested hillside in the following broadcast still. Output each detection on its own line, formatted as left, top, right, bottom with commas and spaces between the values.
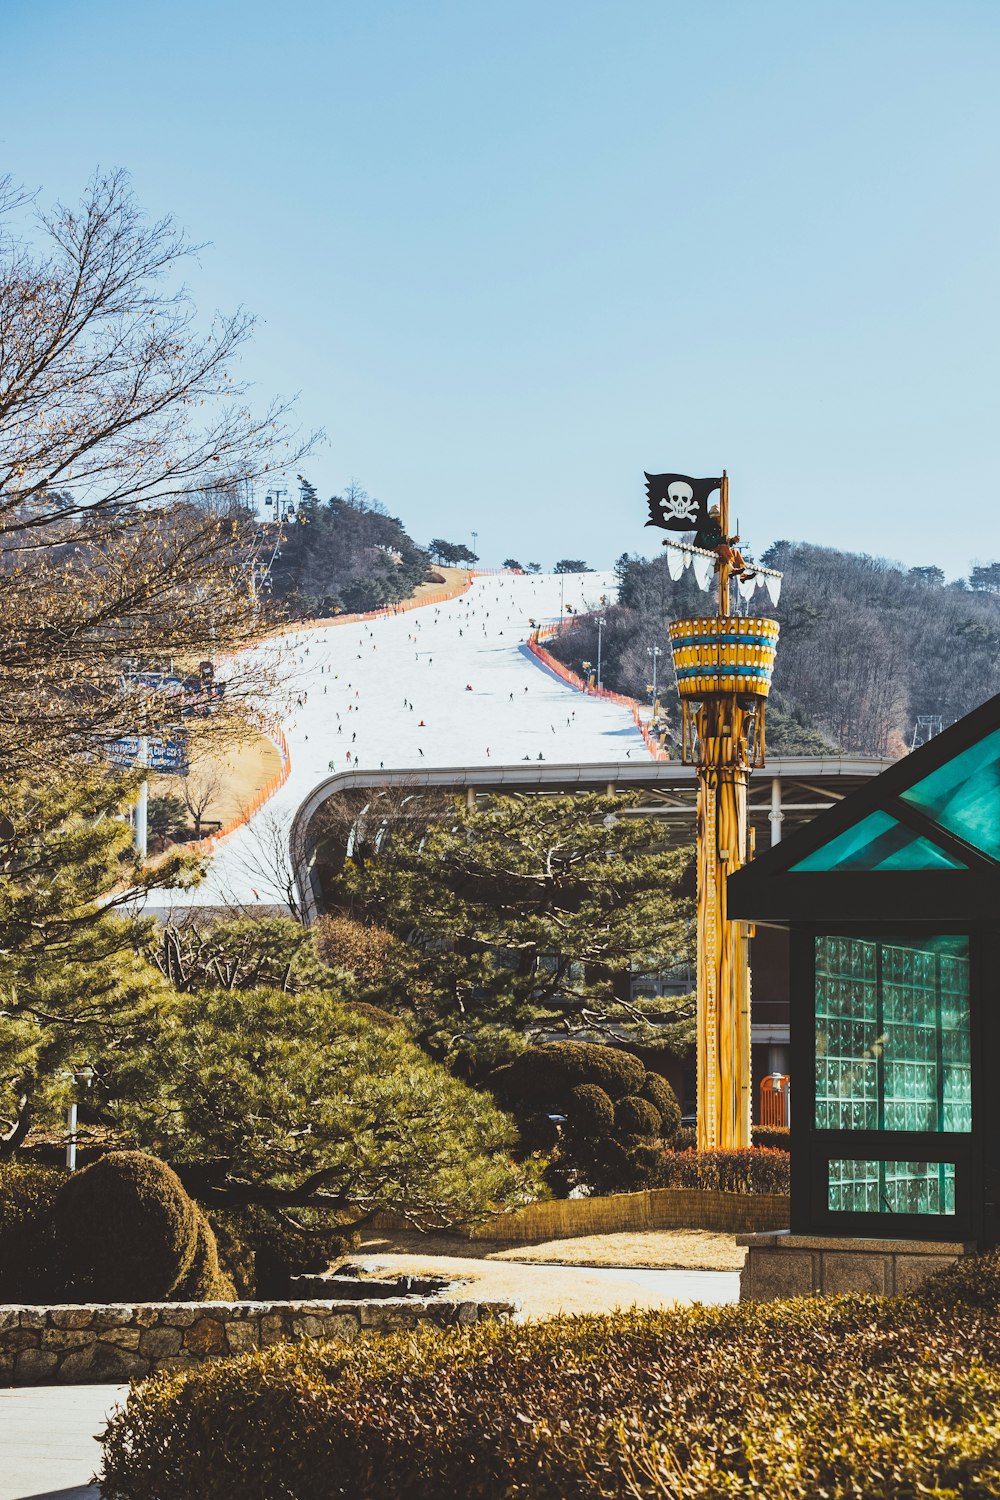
268, 481, 433, 618
549, 543, 1000, 757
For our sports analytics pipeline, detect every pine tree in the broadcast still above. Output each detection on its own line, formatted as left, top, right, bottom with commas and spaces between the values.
106, 985, 539, 1228
270, 486, 432, 617
347, 792, 694, 1041
0, 768, 195, 1153
152, 915, 339, 995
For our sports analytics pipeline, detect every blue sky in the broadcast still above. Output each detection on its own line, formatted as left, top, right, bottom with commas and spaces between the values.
4, 1, 998, 575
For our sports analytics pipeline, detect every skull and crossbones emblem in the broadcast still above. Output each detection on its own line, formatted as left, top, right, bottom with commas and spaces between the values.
660, 480, 698, 523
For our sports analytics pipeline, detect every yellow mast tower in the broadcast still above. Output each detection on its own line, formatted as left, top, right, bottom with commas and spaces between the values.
664, 473, 780, 1150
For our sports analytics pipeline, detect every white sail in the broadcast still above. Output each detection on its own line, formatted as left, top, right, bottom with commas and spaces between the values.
692, 552, 714, 591
737, 572, 758, 602
666, 544, 686, 581
765, 573, 782, 607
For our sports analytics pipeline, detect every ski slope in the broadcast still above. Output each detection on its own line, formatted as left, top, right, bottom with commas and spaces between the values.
152, 570, 651, 911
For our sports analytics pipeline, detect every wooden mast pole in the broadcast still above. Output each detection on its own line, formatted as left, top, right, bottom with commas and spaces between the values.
719, 469, 731, 618
694, 465, 752, 1150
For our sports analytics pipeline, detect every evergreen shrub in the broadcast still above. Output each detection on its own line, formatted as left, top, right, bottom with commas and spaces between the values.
491, 1041, 645, 1111
751, 1124, 790, 1150
170, 1208, 236, 1300
209, 1209, 362, 1299
100, 1253, 1000, 1500
613, 1095, 661, 1138
53, 1151, 199, 1301
639, 1072, 681, 1139
247, 1213, 362, 1299
496, 1043, 682, 1194
566, 1083, 615, 1137
0, 1160, 62, 1301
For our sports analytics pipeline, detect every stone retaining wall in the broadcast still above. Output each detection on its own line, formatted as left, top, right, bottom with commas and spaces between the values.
0, 1295, 517, 1386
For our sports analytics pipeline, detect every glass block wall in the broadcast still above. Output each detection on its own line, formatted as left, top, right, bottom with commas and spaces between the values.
815, 935, 971, 1218
828, 1158, 956, 1215
815, 935, 971, 1133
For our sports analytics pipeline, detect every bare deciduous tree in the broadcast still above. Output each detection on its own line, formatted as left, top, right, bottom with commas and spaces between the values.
0, 170, 316, 770
181, 762, 224, 840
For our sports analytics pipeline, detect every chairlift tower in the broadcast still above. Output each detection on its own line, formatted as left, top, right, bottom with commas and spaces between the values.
663, 473, 781, 1150
911, 715, 943, 752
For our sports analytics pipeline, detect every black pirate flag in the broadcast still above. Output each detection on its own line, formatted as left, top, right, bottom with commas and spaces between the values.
644, 473, 722, 532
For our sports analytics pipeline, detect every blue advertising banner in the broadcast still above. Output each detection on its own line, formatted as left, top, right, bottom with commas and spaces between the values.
106, 736, 190, 775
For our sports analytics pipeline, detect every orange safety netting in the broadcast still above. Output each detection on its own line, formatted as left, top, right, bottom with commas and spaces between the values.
527, 623, 669, 763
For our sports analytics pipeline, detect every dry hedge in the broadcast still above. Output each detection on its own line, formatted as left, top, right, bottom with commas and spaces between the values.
100, 1252, 1000, 1500
655, 1147, 790, 1195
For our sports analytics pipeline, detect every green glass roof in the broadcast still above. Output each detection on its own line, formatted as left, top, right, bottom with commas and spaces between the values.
900, 725, 1000, 862
790, 810, 966, 873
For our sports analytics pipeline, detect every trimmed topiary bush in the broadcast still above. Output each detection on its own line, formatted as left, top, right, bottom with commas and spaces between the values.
53, 1151, 199, 1302
209, 1208, 362, 1299
206, 1210, 258, 1299
170, 1208, 236, 1301
614, 1095, 661, 1139
99, 1265, 1000, 1500
491, 1041, 645, 1113
493, 1043, 683, 1196
0, 1159, 62, 1301
566, 1083, 615, 1138
915, 1246, 1000, 1311
249, 1213, 362, 1299
639, 1072, 681, 1140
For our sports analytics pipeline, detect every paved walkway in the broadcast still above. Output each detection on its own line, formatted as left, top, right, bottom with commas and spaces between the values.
354, 1251, 741, 1319
0, 1384, 124, 1500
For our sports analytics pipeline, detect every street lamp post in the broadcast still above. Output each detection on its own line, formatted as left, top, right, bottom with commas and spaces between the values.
64, 1065, 95, 1171
134, 733, 149, 860
596, 616, 606, 690
646, 644, 662, 711
471, 530, 478, 564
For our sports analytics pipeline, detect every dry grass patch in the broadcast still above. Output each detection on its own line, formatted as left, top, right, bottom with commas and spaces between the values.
411, 565, 471, 599
361, 1227, 743, 1272
491, 1228, 744, 1271
151, 732, 281, 832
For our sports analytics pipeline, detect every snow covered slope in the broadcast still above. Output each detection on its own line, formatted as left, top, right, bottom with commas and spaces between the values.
151, 570, 649, 911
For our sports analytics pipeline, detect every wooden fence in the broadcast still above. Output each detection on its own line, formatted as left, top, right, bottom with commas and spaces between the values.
470, 1188, 788, 1241
374, 1188, 789, 1242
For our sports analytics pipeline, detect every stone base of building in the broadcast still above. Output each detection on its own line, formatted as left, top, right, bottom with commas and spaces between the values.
738, 1230, 977, 1301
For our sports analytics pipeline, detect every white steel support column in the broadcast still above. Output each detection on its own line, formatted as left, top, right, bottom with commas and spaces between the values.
769, 775, 783, 846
